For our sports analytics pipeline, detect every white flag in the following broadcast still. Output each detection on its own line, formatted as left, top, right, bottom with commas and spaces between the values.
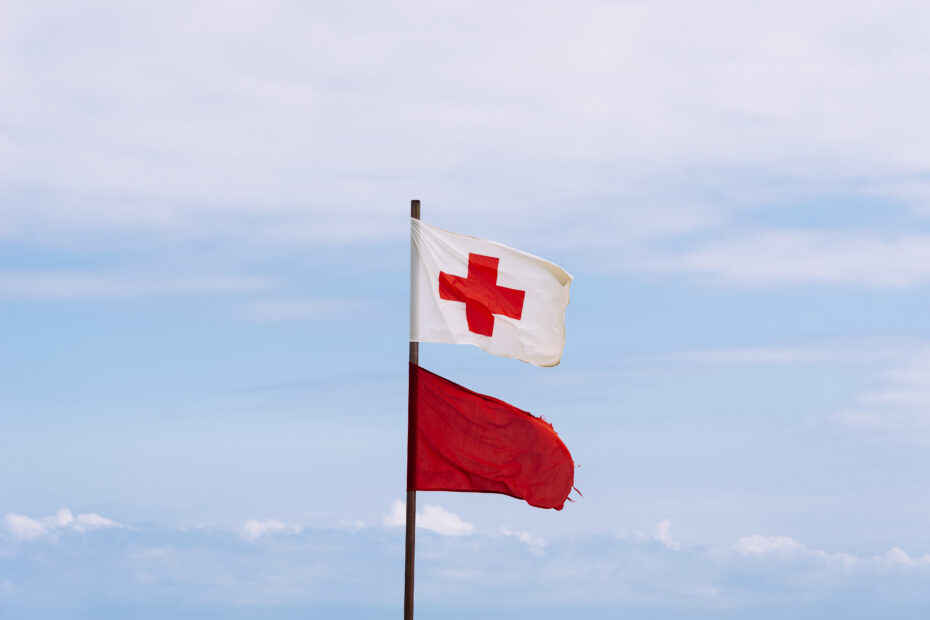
410, 218, 572, 367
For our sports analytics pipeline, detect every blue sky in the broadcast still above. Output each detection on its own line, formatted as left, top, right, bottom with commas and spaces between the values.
3, 1, 930, 618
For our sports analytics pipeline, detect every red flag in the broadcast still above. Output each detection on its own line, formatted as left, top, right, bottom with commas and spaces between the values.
408, 363, 575, 510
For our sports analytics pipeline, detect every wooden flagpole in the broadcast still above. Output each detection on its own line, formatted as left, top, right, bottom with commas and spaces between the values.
405, 199, 420, 620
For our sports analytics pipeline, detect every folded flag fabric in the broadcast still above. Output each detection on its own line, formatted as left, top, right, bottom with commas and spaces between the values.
410, 218, 572, 367
408, 363, 575, 510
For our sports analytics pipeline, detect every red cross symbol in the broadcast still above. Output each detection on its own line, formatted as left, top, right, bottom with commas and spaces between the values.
438, 253, 526, 337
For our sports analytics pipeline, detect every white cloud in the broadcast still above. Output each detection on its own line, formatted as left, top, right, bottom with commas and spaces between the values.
617, 519, 684, 550
73, 513, 121, 533
500, 527, 546, 548
5, 514, 47, 542
383, 500, 474, 537
5, 512, 930, 610
4, 508, 122, 541
419, 504, 475, 537
736, 534, 805, 555
644, 232, 930, 287
4, 1, 930, 250
46, 508, 74, 528
383, 501, 406, 528
241, 519, 297, 541
736, 534, 860, 567
653, 519, 681, 551
876, 547, 930, 568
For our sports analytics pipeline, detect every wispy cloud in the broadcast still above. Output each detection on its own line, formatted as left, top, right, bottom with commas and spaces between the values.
500, 527, 546, 548
653, 519, 681, 551
644, 232, 930, 288
836, 348, 930, 439
618, 519, 683, 550
658, 340, 930, 442
734, 533, 930, 570
383, 500, 474, 537
0, 270, 274, 300
660, 340, 914, 365
4, 2, 930, 250
736, 534, 859, 566
4, 514, 45, 542
240, 519, 299, 541
876, 547, 930, 568
4, 509, 121, 541
237, 297, 361, 322
3, 515, 930, 615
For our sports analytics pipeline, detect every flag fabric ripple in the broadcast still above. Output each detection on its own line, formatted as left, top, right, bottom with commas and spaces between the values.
410, 218, 572, 367
408, 363, 575, 510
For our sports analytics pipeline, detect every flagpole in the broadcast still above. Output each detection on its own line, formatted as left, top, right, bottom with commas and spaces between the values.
405, 199, 420, 620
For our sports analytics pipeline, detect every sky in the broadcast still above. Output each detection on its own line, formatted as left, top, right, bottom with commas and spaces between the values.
3, 1, 930, 618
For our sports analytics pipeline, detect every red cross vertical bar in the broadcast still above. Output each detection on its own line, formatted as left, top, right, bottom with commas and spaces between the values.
439, 253, 526, 337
